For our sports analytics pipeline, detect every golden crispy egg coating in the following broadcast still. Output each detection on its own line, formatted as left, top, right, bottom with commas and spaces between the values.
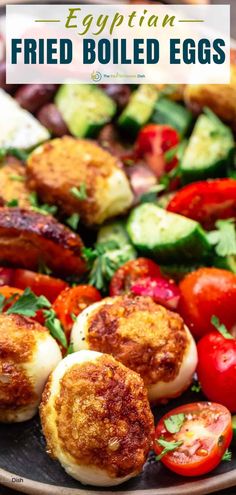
184, 50, 236, 130
0, 160, 31, 208
40, 350, 154, 486
0, 313, 62, 422
71, 295, 198, 403
27, 136, 133, 225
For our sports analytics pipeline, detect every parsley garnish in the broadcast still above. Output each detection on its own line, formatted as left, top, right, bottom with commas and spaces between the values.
66, 213, 80, 230
0, 288, 68, 349
155, 438, 183, 461
9, 174, 26, 182
164, 414, 185, 434
211, 315, 234, 340
191, 380, 201, 393
0, 147, 29, 162
207, 219, 236, 257
43, 308, 67, 349
160, 140, 187, 189
29, 192, 58, 216
38, 260, 52, 275
70, 183, 87, 201
222, 449, 232, 462
6, 287, 50, 317
82, 241, 134, 291
67, 343, 74, 355
6, 198, 19, 207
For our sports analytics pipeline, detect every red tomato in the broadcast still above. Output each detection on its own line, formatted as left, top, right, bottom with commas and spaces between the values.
135, 124, 179, 177
131, 276, 180, 310
197, 331, 236, 412
167, 179, 236, 229
154, 402, 232, 476
179, 268, 236, 339
109, 258, 161, 296
53, 285, 102, 340
0, 285, 46, 324
10, 269, 68, 303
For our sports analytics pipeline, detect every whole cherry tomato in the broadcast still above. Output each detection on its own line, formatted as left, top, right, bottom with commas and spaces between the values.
154, 402, 232, 476
179, 268, 236, 339
197, 327, 236, 412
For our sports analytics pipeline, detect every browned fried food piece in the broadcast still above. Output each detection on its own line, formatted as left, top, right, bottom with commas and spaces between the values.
0, 207, 85, 276
0, 313, 61, 422
0, 159, 31, 208
40, 351, 154, 485
184, 50, 236, 130
71, 294, 198, 403
27, 136, 133, 226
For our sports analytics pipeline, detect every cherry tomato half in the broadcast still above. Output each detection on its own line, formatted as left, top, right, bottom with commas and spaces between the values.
135, 124, 179, 177
53, 285, 102, 340
197, 331, 236, 412
179, 268, 236, 339
109, 258, 161, 296
167, 179, 236, 230
0, 267, 68, 303
154, 402, 232, 476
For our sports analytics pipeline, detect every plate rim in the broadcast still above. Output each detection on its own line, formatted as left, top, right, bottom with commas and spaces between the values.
1, 466, 236, 495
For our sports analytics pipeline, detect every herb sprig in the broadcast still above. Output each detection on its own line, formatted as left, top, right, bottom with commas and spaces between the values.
207, 219, 236, 257
0, 288, 68, 349
155, 438, 183, 461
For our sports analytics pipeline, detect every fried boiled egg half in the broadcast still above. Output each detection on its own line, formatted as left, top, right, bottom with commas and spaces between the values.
27, 136, 133, 226
0, 313, 62, 422
40, 350, 154, 486
71, 294, 198, 403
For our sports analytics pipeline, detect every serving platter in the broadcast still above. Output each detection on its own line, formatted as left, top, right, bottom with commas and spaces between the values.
0, 390, 236, 495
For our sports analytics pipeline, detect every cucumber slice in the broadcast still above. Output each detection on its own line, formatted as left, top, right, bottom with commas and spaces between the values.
127, 203, 211, 262
180, 110, 234, 183
55, 84, 116, 138
152, 97, 193, 137
118, 85, 158, 137
97, 221, 134, 249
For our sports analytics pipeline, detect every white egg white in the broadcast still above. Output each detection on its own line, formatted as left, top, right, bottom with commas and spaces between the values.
41, 350, 139, 486
94, 168, 133, 224
71, 299, 198, 403
0, 333, 62, 423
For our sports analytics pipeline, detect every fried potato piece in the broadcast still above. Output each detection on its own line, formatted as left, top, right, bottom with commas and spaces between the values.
0, 159, 31, 208
0, 207, 85, 276
184, 50, 236, 129
27, 137, 133, 226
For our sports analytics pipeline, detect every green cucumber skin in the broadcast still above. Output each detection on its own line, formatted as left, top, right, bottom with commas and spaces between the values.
180, 113, 235, 184
55, 85, 116, 138
180, 149, 235, 185
118, 85, 158, 137
152, 98, 193, 137
127, 208, 211, 263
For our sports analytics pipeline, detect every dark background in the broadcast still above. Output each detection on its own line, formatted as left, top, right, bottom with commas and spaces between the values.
0, 1, 235, 495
